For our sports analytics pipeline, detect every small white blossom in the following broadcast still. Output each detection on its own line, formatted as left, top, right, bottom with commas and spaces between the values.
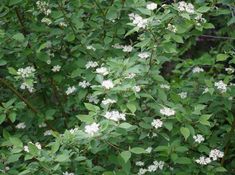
160, 84, 170, 90
59, 21, 67, 27
79, 80, 90, 88
153, 161, 164, 170
35, 142, 42, 150
17, 66, 36, 78
225, 67, 234, 74
151, 119, 163, 129
193, 134, 205, 144
39, 123, 46, 128
136, 161, 144, 166
138, 52, 150, 59
146, 2, 157, 10
145, 147, 152, 153
129, 13, 148, 29
133, 86, 141, 92
112, 43, 123, 49
203, 87, 209, 94
178, 1, 195, 14
102, 98, 116, 105
138, 168, 147, 175
51, 65, 61, 72
195, 156, 211, 165
87, 95, 99, 104
215, 80, 227, 93
122, 45, 133, 52
36, 1, 51, 16
20, 82, 34, 92
167, 24, 177, 33
44, 130, 52, 136
160, 107, 175, 116
65, 86, 76, 95
86, 45, 96, 51
85, 123, 99, 136
23, 145, 29, 152
96, 67, 109, 76
178, 92, 187, 99
104, 111, 126, 122
69, 128, 79, 134
16, 122, 26, 129
63, 172, 75, 175
41, 17, 52, 25
125, 73, 136, 79
85, 61, 98, 69
192, 66, 204, 73
147, 164, 157, 172
209, 149, 224, 161
102, 80, 114, 89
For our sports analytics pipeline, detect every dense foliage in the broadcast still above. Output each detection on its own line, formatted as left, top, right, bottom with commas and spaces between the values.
0, 0, 235, 174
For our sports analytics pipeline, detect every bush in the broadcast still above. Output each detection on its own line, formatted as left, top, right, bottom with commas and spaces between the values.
0, 0, 235, 174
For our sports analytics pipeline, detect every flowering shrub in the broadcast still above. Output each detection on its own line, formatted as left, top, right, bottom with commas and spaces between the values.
0, 0, 235, 174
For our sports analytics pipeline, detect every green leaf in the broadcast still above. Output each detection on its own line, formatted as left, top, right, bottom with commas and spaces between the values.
216, 54, 229, 61
119, 122, 134, 130
8, 112, 16, 123
76, 114, 94, 123
127, 102, 136, 113
180, 127, 190, 140
175, 157, 192, 164
12, 33, 25, 42
84, 103, 100, 112
28, 143, 39, 156
171, 35, 184, 43
0, 59, 7, 66
197, 6, 211, 13
9, 0, 23, 5
55, 154, 70, 162
120, 151, 131, 163
0, 114, 6, 124
130, 147, 147, 154
199, 114, 211, 126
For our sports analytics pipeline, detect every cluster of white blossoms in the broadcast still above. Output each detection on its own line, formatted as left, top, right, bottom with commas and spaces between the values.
96, 67, 109, 76
17, 66, 36, 78
65, 86, 76, 95
133, 85, 141, 92
20, 82, 35, 92
102, 98, 116, 105
79, 80, 90, 88
84, 123, 100, 136
160, 84, 170, 90
44, 130, 52, 136
122, 45, 133, 52
104, 111, 126, 122
136, 161, 144, 166
225, 67, 235, 74
214, 80, 227, 93
195, 14, 206, 26
178, 1, 195, 14
129, 13, 148, 29
36, 1, 51, 16
85, 61, 98, 69
38, 123, 46, 128
16, 122, 26, 129
203, 87, 209, 94
146, 2, 158, 10
51, 65, 61, 72
151, 119, 163, 129
145, 147, 153, 153
86, 45, 96, 51
63, 172, 74, 175
160, 107, 175, 116
138, 52, 150, 59
24, 142, 42, 152
125, 73, 136, 79
138, 161, 164, 175
196, 149, 224, 165
167, 24, 177, 33
193, 134, 205, 144
192, 66, 204, 73
102, 80, 114, 89
69, 128, 79, 134
178, 92, 187, 99
59, 21, 67, 27
87, 95, 99, 104
41, 17, 52, 25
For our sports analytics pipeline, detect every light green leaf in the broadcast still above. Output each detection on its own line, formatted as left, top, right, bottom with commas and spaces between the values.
130, 147, 147, 154
180, 127, 190, 140
12, 33, 25, 42
120, 151, 131, 163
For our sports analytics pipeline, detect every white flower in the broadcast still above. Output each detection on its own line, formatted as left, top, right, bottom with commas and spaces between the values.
193, 134, 205, 144
102, 80, 114, 89
41, 17, 52, 25
195, 156, 211, 165
129, 13, 148, 29
178, 1, 195, 14
79, 80, 90, 88
125, 73, 136, 79
160, 107, 175, 116
209, 149, 224, 161
151, 119, 163, 129
39, 123, 46, 128
104, 111, 126, 122
44, 130, 52, 136
36, 1, 51, 16
20, 82, 34, 92
69, 128, 78, 134
138, 168, 147, 175
23, 145, 29, 152
86, 45, 96, 51
122, 45, 133, 52
85, 123, 99, 136
102, 98, 116, 105
85, 61, 98, 69
46, 59, 51, 64
145, 147, 152, 153
87, 95, 99, 104
35, 142, 42, 150
178, 92, 187, 99
59, 22, 67, 27
146, 2, 157, 10
51, 65, 61, 72
192, 66, 204, 73
96, 67, 109, 76
203, 87, 209, 94
65, 86, 76, 95
225, 67, 235, 74
147, 164, 157, 172
63, 172, 75, 175
112, 43, 123, 49
167, 24, 177, 33
133, 86, 141, 92
16, 122, 26, 129
17, 66, 36, 78
160, 84, 170, 90
138, 52, 150, 59
214, 80, 227, 93
153, 161, 164, 170
136, 161, 144, 166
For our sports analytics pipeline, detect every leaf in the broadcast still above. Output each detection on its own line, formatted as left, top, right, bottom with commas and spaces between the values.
55, 154, 70, 162
120, 151, 131, 163
216, 54, 229, 61
0, 114, 6, 124
12, 33, 25, 42
171, 35, 184, 43
28, 143, 39, 156
0, 59, 7, 66
175, 157, 192, 164
180, 127, 190, 140
76, 114, 94, 123
127, 102, 136, 113
9, 0, 23, 5
8, 112, 16, 122
84, 103, 100, 112
197, 6, 211, 13
199, 114, 211, 126
130, 147, 147, 154
119, 122, 134, 129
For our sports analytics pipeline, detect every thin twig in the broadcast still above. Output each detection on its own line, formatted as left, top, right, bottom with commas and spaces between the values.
200, 34, 235, 40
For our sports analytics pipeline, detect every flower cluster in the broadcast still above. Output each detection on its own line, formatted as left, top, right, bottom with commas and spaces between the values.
79, 81, 90, 88
84, 123, 99, 136
65, 86, 76, 95
102, 80, 114, 89
102, 98, 116, 105
36, 1, 51, 16
137, 161, 164, 174
96, 67, 109, 76
129, 13, 148, 29
178, 1, 195, 14
178, 92, 187, 99
87, 95, 99, 104
16, 122, 26, 129
151, 119, 163, 129
17, 66, 36, 78
167, 24, 177, 33
160, 107, 175, 116
133, 86, 141, 92
51, 65, 61, 72
192, 66, 204, 73
146, 2, 157, 10
138, 52, 150, 59
63, 172, 74, 175
85, 61, 98, 69
104, 111, 126, 121
215, 80, 227, 93
193, 134, 205, 144
196, 149, 224, 165
160, 84, 170, 90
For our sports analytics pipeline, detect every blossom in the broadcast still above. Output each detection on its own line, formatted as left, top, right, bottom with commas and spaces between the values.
136, 161, 144, 166
36, 1, 51, 16
104, 111, 126, 121
151, 119, 163, 129
153, 161, 164, 170
147, 164, 157, 172
44, 130, 52, 136
138, 168, 147, 175
20, 82, 34, 92
86, 45, 96, 51
59, 22, 67, 27
195, 156, 211, 165
122, 45, 133, 52
39, 123, 46, 128
85, 61, 98, 69
79, 80, 90, 88
96, 67, 109, 76
160, 84, 170, 90
193, 134, 205, 143
51, 65, 61, 72
167, 24, 177, 33
225, 67, 234, 74
129, 13, 148, 29
41, 17, 52, 25
146, 2, 157, 10
69, 128, 79, 134
209, 149, 224, 161
214, 80, 227, 93
102, 80, 114, 89
133, 86, 141, 92
102, 98, 116, 105
87, 95, 99, 104
192, 66, 204, 73
35, 142, 42, 149
178, 92, 187, 99
63, 172, 74, 175
85, 123, 99, 136
17, 66, 35, 78
145, 147, 152, 153
24, 145, 29, 152
138, 52, 150, 59
160, 107, 175, 116
125, 73, 136, 79
65, 86, 76, 95
178, 1, 195, 14
16, 122, 26, 129
203, 87, 209, 94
